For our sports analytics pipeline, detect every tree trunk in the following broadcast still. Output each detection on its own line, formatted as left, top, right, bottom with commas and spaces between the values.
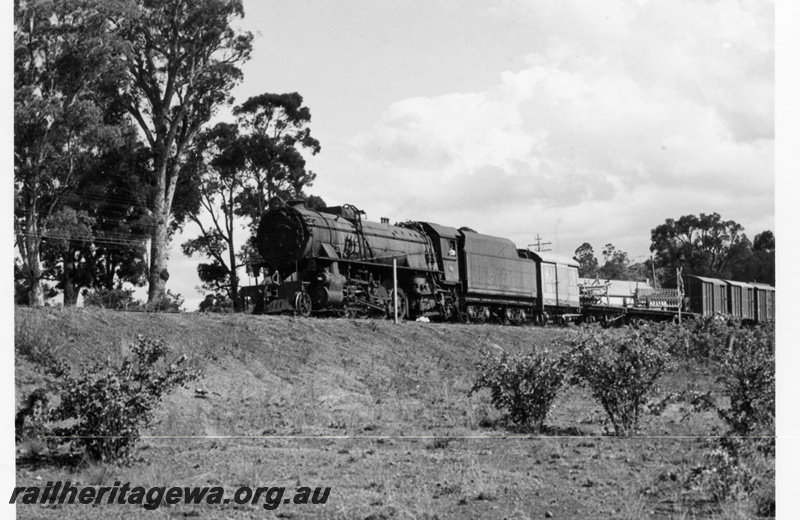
25, 253, 44, 307
229, 240, 240, 311
147, 154, 171, 305
23, 208, 45, 307
62, 250, 79, 306
147, 213, 170, 305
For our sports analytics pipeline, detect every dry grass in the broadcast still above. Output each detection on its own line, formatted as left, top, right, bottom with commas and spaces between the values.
13, 307, 774, 519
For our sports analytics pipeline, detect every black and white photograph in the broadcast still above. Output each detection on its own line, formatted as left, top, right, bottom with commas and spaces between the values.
8, 0, 793, 518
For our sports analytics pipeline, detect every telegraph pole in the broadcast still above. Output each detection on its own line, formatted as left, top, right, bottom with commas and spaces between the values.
528, 234, 551, 253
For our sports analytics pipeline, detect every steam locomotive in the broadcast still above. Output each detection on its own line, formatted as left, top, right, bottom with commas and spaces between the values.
242, 199, 775, 325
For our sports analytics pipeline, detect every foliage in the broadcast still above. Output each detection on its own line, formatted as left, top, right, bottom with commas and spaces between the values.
14, 0, 131, 306
654, 314, 742, 362
180, 93, 322, 309
82, 287, 143, 311
198, 293, 234, 312
469, 348, 567, 432
568, 325, 670, 435
730, 230, 775, 286
151, 290, 185, 313
650, 212, 773, 284
111, 0, 253, 304
718, 326, 775, 439
576, 242, 642, 281
598, 243, 633, 280
43, 336, 201, 462
689, 438, 764, 505
687, 325, 775, 439
672, 322, 775, 511
178, 122, 248, 309
574, 242, 599, 278
305, 195, 328, 212
231, 92, 322, 226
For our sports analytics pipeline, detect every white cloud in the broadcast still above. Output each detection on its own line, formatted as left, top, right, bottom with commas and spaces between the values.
340, 0, 773, 257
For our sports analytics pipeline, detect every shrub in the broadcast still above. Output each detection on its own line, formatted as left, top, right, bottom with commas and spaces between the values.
716, 325, 775, 438
683, 324, 775, 512
687, 324, 775, 440
568, 324, 670, 435
469, 347, 567, 433
151, 289, 185, 312
691, 438, 765, 501
198, 293, 234, 313
82, 287, 143, 310
686, 314, 739, 360
45, 335, 200, 462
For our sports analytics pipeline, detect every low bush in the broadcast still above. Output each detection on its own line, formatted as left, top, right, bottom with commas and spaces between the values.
568, 324, 671, 436
685, 314, 739, 360
716, 325, 775, 439
684, 323, 775, 514
151, 289, 185, 312
198, 293, 234, 313
469, 347, 567, 433
82, 287, 143, 310
686, 324, 774, 440
26, 335, 201, 462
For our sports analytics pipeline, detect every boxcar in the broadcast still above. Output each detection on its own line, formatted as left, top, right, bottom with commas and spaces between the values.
752, 283, 776, 323
526, 251, 580, 312
724, 280, 755, 321
664, 275, 728, 316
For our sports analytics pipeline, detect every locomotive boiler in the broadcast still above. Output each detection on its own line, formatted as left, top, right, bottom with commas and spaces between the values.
251, 198, 447, 319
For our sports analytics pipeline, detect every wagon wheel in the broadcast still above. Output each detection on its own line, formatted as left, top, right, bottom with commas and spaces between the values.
293, 292, 312, 317
387, 288, 408, 320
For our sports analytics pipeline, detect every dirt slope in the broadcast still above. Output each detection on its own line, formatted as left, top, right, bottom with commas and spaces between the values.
14, 307, 741, 519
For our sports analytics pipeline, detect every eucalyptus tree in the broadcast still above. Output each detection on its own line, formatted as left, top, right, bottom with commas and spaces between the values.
179, 91, 323, 310
180, 123, 248, 309
14, 0, 129, 305
111, 0, 253, 305
650, 213, 750, 279
232, 92, 321, 227
574, 243, 599, 278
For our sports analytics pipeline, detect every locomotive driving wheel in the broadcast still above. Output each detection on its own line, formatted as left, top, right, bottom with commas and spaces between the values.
293, 292, 312, 317
387, 288, 408, 320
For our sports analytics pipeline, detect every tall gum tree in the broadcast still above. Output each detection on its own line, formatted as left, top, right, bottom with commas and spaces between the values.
14, 0, 128, 306
232, 92, 321, 227
650, 213, 748, 279
180, 123, 248, 310
113, 0, 252, 304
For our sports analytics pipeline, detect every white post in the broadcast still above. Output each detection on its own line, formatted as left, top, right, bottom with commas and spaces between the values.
677, 267, 683, 325
393, 259, 398, 324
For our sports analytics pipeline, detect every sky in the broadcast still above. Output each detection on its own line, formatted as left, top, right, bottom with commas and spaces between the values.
164, 0, 776, 310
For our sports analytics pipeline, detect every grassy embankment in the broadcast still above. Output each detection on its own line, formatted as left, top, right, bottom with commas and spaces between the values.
14, 307, 768, 519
